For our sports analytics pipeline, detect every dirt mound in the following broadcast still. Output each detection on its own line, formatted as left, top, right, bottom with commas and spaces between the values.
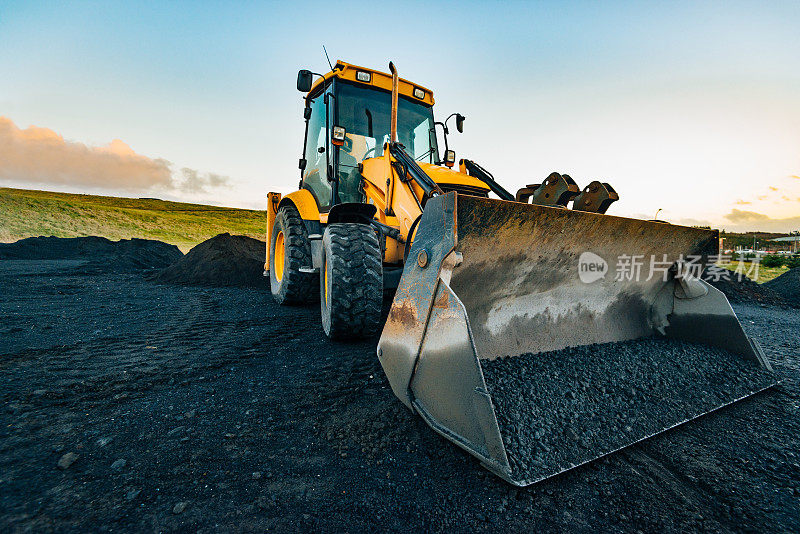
704, 268, 787, 307
764, 266, 800, 307
148, 233, 266, 287
0, 236, 182, 272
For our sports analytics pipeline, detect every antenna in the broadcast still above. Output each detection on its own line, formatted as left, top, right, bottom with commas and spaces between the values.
322, 45, 333, 71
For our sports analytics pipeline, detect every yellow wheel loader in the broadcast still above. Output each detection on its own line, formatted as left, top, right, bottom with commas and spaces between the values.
265, 60, 778, 486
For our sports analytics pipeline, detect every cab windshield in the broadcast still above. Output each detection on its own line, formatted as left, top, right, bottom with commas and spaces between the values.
336, 82, 438, 202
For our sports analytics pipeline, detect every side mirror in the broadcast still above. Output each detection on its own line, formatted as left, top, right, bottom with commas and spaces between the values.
297, 69, 313, 92
455, 114, 465, 133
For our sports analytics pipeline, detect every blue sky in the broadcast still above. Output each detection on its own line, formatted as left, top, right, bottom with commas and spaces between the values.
1, 1, 799, 231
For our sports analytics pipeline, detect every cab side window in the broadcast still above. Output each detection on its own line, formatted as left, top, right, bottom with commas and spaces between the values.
302, 93, 331, 209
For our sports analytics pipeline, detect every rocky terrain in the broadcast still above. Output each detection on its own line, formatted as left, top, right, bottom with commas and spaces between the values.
1, 237, 798, 532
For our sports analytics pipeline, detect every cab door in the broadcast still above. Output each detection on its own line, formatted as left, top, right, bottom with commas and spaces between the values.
301, 88, 332, 210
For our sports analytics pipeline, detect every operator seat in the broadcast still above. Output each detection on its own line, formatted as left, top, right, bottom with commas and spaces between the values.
338, 135, 365, 203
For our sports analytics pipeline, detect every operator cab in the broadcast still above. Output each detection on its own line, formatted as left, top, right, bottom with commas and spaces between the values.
334, 82, 438, 203
296, 61, 486, 211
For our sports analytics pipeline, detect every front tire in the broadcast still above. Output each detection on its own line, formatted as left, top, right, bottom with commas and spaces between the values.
320, 223, 383, 339
269, 204, 317, 304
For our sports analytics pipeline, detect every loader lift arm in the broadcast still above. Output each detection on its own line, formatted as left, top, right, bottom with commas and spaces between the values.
459, 159, 515, 201
389, 141, 444, 200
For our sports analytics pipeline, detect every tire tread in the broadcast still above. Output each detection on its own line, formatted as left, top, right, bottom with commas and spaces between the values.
270, 204, 317, 304
322, 223, 382, 339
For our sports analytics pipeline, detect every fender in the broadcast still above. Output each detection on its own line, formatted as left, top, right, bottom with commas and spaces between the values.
265, 189, 322, 271
328, 202, 377, 224
279, 189, 321, 222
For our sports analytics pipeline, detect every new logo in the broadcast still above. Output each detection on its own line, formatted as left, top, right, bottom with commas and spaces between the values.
578, 252, 608, 283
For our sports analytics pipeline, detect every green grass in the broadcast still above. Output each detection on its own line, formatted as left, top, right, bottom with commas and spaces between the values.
717, 261, 789, 283
0, 187, 265, 252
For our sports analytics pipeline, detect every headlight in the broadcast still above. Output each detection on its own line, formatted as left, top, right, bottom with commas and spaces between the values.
356, 71, 371, 83
444, 149, 456, 167
332, 125, 346, 146
413, 87, 425, 100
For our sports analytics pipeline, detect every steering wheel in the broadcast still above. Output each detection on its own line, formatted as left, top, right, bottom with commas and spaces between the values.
363, 146, 379, 159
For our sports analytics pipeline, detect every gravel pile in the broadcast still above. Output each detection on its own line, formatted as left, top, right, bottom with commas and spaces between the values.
704, 269, 787, 307
0, 236, 181, 272
764, 267, 800, 307
0, 236, 113, 259
482, 337, 777, 483
147, 233, 266, 287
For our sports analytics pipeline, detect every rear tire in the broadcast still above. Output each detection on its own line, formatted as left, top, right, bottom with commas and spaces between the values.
269, 204, 317, 304
320, 223, 383, 339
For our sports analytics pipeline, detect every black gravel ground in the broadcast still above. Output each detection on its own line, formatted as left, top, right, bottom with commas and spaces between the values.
482, 338, 777, 483
2, 257, 799, 532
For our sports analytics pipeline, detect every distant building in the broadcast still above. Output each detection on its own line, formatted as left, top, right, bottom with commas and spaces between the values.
771, 236, 800, 253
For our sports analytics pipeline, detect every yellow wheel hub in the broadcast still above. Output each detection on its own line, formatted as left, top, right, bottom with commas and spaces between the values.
324, 259, 329, 304
274, 231, 285, 281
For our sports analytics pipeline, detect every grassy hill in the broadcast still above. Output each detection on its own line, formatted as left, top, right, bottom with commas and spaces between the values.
0, 187, 265, 252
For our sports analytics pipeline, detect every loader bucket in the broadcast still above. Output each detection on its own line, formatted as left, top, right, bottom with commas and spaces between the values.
377, 192, 778, 486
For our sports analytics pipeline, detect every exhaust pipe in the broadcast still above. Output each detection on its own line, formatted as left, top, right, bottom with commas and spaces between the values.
389, 61, 398, 144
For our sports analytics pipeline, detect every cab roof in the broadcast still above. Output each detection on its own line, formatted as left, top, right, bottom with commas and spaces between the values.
308, 60, 435, 106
